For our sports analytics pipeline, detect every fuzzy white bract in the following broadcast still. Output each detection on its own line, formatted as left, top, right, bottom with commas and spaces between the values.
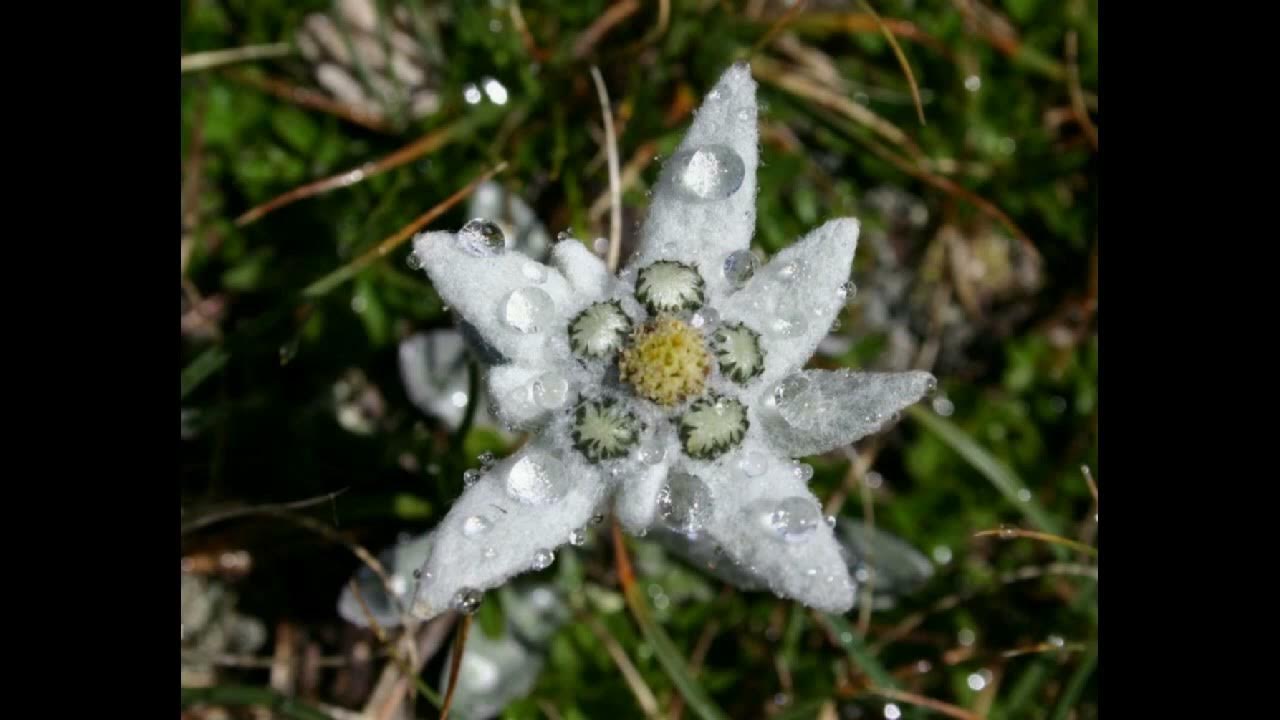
408, 63, 935, 619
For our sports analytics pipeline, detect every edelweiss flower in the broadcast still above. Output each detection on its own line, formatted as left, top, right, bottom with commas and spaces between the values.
408, 64, 935, 619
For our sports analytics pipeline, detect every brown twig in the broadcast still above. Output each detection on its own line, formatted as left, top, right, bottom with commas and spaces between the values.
870, 687, 985, 720
856, 0, 926, 125
748, 0, 808, 56
1065, 31, 1098, 151
589, 67, 623, 273
234, 119, 465, 226
226, 69, 391, 133
300, 162, 509, 297
573, 0, 642, 60
973, 528, 1097, 557
439, 615, 473, 720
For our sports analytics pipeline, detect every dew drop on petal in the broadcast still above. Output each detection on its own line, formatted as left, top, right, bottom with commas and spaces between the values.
825, 515, 837, 528
737, 451, 768, 477
462, 469, 481, 488
767, 497, 821, 542
569, 528, 587, 546
592, 237, 608, 254
793, 463, 814, 483
657, 472, 714, 536
483, 547, 496, 559
451, 587, 484, 614
722, 249, 758, 288
406, 252, 423, 270
639, 440, 666, 465
669, 145, 746, 202
478, 451, 496, 468
504, 452, 570, 505
531, 373, 570, 410
690, 307, 719, 329
768, 310, 807, 338
530, 548, 555, 570
501, 287, 554, 333
462, 515, 492, 537
457, 219, 507, 256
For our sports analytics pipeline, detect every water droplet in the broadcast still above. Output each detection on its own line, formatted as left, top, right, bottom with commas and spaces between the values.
997, 524, 1018, 539
1017, 488, 1032, 502
883, 702, 902, 720
483, 547, 496, 559
964, 75, 982, 92
590, 513, 605, 525
639, 440, 666, 465
689, 307, 719, 328
966, 672, 988, 691
776, 260, 802, 281
501, 287, 554, 333
406, 252, 423, 270
462, 515, 492, 537
737, 451, 768, 477
531, 548, 555, 570
412, 568, 423, 579
767, 497, 821, 542
556, 230, 573, 242
1048, 634, 1065, 648
865, 471, 884, 489
737, 107, 752, 121
592, 237, 608, 254
722, 249, 758, 288
457, 219, 506, 256
463, 83, 483, 104
838, 280, 857, 301
707, 89, 722, 101
505, 452, 570, 505
840, 631, 853, 644
658, 472, 714, 536
462, 469, 481, 488
854, 566, 871, 582
669, 145, 746, 201
522, 262, 547, 283
531, 373, 570, 410
931, 396, 955, 416
794, 463, 814, 482
915, 660, 933, 673
958, 628, 976, 646
825, 515, 836, 528
569, 528, 586, 546
451, 587, 483, 614
932, 545, 953, 564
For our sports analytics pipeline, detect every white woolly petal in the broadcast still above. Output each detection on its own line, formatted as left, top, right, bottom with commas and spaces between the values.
410, 440, 607, 620
551, 238, 613, 299
720, 218, 859, 391
413, 231, 587, 366
626, 63, 759, 297
398, 330, 474, 429
613, 459, 674, 533
758, 369, 936, 458
684, 436, 854, 612
338, 531, 435, 628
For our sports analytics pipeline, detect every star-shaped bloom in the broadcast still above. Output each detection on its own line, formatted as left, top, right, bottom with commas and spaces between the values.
407, 64, 935, 619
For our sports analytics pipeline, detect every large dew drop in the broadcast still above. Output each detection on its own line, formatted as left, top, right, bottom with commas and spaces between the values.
531, 373, 569, 410
457, 219, 507, 256
658, 472, 714, 536
530, 548, 555, 570
462, 515, 493, 537
669, 145, 746, 202
723, 249, 758, 288
772, 373, 831, 426
451, 587, 484, 614
766, 497, 822, 543
501, 287, 554, 333
504, 452, 570, 505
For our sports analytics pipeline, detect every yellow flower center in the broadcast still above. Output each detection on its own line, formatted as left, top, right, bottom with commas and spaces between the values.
619, 315, 712, 407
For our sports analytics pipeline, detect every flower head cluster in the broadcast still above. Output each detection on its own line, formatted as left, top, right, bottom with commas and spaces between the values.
407, 64, 934, 619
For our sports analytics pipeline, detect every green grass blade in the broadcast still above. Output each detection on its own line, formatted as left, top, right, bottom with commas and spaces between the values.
1050, 642, 1097, 720
906, 405, 1062, 535
181, 685, 333, 720
624, 587, 729, 720
817, 613, 896, 689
